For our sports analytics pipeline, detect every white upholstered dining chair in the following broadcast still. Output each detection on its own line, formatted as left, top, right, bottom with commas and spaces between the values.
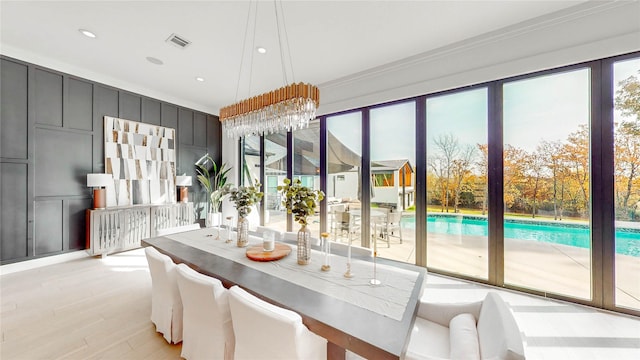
176, 263, 234, 360
329, 241, 373, 258
144, 246, 183, 343
228, 285, 327, 360
283, 231, 321, 247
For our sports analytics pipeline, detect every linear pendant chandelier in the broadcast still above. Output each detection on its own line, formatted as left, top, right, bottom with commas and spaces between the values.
219, 1, 319, 139
220, 82, 319, 139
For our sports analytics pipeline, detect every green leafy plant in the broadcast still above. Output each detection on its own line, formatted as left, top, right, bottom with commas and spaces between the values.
226, 182, 263, 218
278, 178, 325, 226
196, 155, 231, 213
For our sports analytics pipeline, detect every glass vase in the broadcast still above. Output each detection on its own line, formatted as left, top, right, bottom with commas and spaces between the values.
297, 225, 311, 265
237, 215, 249, 247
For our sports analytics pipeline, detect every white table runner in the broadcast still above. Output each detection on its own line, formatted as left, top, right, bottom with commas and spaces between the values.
167, 229, 419, 321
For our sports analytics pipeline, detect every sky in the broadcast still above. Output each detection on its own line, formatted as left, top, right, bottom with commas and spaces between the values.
321, 58, 640, 162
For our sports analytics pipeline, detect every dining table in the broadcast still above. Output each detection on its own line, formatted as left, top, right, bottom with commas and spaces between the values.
142, 227, 426, 360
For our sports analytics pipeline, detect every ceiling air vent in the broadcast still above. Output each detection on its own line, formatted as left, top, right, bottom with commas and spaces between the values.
166, 33, 191, 49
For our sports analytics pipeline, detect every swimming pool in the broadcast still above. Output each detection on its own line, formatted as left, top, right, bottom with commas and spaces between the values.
402, 215, 640, 257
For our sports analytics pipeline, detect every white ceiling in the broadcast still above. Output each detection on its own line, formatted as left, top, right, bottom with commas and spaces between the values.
1, 0, 591, 115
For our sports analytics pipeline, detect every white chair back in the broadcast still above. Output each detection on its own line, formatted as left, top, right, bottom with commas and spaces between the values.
228, 286, 326, 360
144, 246, 183, 343
330, 241, 373, 258
283, 231, 321, 247
256, 226, 284, 241
176, 263, 234, 360
157, 223, 201, 236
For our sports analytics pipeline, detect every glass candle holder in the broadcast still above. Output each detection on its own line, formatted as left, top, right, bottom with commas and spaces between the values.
320, 232, 331, 271
263, 231, 275, 252
225, 216, 233, 243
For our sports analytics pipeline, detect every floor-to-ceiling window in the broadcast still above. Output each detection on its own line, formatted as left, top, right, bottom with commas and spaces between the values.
293, 121, 322, 236
326, 112, 362, 245
503, 68, 592, 300
242, 135, 260, 186
264, 132, 288, 233
425, 88, 488, 279
235, 52, 639, 316
370, 101, 416, 263
613, 56, 640, 311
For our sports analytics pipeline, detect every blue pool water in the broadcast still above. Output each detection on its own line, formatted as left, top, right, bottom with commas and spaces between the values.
404, 215, 640, 257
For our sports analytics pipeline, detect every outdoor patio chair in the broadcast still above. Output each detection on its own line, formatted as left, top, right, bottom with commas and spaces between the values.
381, 211, 403, 247
333, 210, 360, 243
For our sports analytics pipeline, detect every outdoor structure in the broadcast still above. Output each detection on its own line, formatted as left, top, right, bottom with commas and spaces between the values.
371, 159, 414, 210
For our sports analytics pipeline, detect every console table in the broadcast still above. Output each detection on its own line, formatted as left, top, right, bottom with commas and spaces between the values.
86, 202, 194, 256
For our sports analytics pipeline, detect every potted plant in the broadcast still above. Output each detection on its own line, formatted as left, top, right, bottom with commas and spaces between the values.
196, 155, 231, 228
278, 178, 325, 264
226, 182, 263, 247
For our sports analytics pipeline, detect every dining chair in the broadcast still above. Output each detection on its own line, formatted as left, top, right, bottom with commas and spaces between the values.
329, 241, 373, 258
144, 246, 183, 343
176, 263, 234, 360
283, 231, 321, 247
228, 285, 327, 360
333, 210, 360, 243
156, 223, 201, 236
256, 225, 284, 241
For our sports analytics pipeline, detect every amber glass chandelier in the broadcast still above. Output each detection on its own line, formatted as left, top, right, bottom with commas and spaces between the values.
220, 1, 319, 139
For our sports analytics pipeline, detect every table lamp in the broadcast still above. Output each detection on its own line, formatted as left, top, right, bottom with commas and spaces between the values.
86, 173, 112, 209
176, 175, 192, 203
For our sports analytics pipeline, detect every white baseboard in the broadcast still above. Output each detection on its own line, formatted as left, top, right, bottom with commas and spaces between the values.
0, 251, 91, 276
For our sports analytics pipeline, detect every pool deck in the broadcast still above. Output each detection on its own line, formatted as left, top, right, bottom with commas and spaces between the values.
264, 213, 640, 310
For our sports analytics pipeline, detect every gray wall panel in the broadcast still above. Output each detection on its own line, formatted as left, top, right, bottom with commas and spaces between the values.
161, 104, 178, 130
34, 68, 63, 127
142, 98, 161, 125
1, 59, 28, 159
179, 108, 194, 146
1, 163, 28, 260
207, 114, 221, 164
35, 200, 63, 255
93, 85, 119, 171
67, 78, 93, 131
193, 112, 207, 147
35, 129, 93, 196
119, 92, 141, 121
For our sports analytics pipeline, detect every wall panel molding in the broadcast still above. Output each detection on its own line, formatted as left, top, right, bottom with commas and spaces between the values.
0, 55, 220, 264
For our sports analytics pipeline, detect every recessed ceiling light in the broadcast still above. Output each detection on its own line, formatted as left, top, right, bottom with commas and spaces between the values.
195, 77, 205, 82
79, 29, 97, 38
257, 47, 267, 54
146, 56, 164, 65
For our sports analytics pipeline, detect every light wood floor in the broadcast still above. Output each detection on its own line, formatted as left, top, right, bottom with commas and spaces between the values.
1, 248, 639, 360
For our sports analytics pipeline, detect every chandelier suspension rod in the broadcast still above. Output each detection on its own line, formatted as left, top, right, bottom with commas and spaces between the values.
234, 0, 253, 103
274, 0, 288, 85
248, 1, 259, 99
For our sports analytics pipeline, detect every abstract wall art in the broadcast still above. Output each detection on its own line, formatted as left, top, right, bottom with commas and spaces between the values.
104, 116, 176, 206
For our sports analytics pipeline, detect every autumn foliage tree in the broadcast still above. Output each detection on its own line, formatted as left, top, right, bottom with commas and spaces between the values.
614, 70, 640, 220
425, 69, 639, 221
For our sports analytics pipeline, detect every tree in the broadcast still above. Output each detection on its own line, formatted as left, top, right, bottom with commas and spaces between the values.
562, 125, 590, 217
614, 71, 640, 219
477, 144, 489, 215
451, 144, 477, 213
430, 133, 461, 212
522, 149, 549, 218
615, 72, 640, 124
503, 144, 528, 213
539, 140, 567, 220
